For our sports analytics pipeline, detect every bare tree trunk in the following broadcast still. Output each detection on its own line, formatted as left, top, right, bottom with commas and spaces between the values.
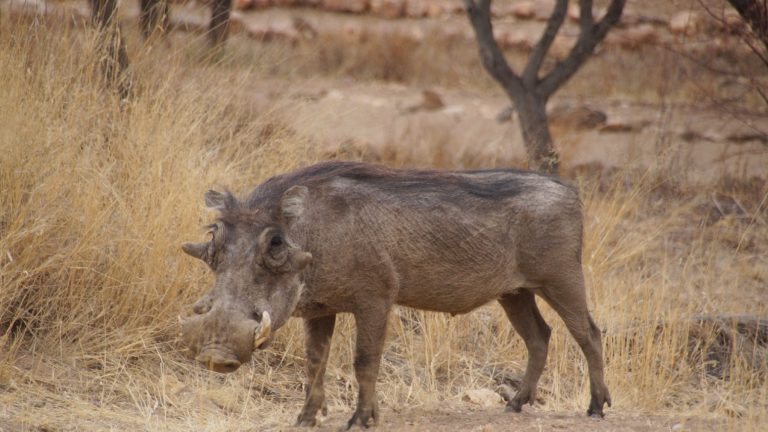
90, 0, 132, 99
209, 0, 233, 46
727, 0, 768, 49
464, 0, 625, 174
516, 93, 559, 173
139, 0, 170, 40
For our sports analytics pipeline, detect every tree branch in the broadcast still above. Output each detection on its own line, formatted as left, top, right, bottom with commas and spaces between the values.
538, 0, 626, 98
522, 0, 568, 87
463, 0, 525, 101
727, 0, 768, 50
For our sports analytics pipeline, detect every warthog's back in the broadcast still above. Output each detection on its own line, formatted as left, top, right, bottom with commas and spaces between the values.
246, 161, 583, 315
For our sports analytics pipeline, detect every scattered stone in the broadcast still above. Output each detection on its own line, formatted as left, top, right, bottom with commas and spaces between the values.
496, 105, 515, 123
669, 10, 704, 37
371, 0, 406, 19
549, 35, 574, 60
508, 0, 559, 21
532, 0, 556, 21
499, 30, 535, 51
726, 131, 768, 144
292, 16, 318, 39
462, 388, 503, 408
600, 118, 639, 133
425, 1, 444, 18
610, 24, 659, 50
420, 89, 444, 110
406, 0, 428, 18
323, 0, 368, 14
510, 1, 535, 19
233, 0, 253, 10
244, 21, 299, 43
491, 2, 516, 18
550, 104, 607, 130
679, 129, 716, 143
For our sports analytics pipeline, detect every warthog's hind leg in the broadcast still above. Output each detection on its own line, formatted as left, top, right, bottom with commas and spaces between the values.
296, 314, 336, 427
540, 275, 611, 417
498, 290, 552, 412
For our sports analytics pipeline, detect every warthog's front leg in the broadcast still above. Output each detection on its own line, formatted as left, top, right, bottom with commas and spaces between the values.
347, 306, 390, 429
296, 314, 336, 427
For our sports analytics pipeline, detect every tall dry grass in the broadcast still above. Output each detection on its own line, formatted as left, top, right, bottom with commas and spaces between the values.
1, 14, 767, 431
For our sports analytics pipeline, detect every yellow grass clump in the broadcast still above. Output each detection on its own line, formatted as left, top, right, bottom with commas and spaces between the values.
0, 15, 767, 432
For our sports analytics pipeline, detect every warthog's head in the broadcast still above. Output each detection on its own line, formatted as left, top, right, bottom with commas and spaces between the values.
180, 187, 311, 373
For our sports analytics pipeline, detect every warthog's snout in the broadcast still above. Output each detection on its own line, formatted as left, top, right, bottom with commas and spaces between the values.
195, 349, 242, 373
180, 309, 272, 374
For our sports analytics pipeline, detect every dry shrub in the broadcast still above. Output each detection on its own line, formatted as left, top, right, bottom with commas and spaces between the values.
0, 16, 767, 431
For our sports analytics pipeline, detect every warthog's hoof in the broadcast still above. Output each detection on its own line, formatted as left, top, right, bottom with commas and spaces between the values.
586, 392, 611, 418
505, 400, 523, 413
295, 415, 316, 427
345, 406, 377, 430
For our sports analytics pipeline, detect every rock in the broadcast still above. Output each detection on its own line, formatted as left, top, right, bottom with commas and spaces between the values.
405, 89, 445, 113
511, 0, 559, 21
274, 0, 322, 5
599, 117, 650, 133
370, 0, 406, 19
462, 389, 503, 408
669, 10, 704, 36
425, 1, 444, 18
323, 0, 368, 14
235, 0, 270, 10
532, 0, 555, 21
549, 35, 574, 60
567, 4, 605, 22
496, 105, 515, 123
726, 131, 768, 144
233, 0, 253, 10
245, 21, 300, 43
406, 0, 428, 18
611, 24, 659, 49
550, 104, 607, 130
499, 30, 535, 51
292, 16, 318, 39
510, 1, 534, 19
491, 2, 516, 18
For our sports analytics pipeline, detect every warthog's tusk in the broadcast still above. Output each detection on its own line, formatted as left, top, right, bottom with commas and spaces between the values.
253, 311, 271, 349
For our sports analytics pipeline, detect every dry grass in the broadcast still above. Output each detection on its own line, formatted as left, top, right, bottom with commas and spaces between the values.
1, 15, 767, 432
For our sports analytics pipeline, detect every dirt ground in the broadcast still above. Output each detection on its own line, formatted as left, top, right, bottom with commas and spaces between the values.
279, 404, 723, 432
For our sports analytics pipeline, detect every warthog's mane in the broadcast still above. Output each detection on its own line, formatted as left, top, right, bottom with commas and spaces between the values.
241, 161, 573, 211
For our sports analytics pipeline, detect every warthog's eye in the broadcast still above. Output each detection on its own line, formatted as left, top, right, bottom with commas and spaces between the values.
270, 236, 283, 247
193, 297, 213, 315
250, 310, 262, 321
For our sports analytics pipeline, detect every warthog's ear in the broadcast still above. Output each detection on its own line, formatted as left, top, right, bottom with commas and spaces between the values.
280, 186, 308, 225
182, 242, 209, 262
204, 190, 232, 210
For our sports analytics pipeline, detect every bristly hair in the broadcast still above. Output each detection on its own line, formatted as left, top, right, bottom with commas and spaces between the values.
205, 189, 264, 226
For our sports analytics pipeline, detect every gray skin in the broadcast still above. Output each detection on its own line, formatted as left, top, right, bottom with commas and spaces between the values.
180, 161, 611, 428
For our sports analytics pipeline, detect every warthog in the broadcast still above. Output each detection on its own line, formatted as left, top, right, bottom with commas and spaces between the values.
180, 161, 610, 428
